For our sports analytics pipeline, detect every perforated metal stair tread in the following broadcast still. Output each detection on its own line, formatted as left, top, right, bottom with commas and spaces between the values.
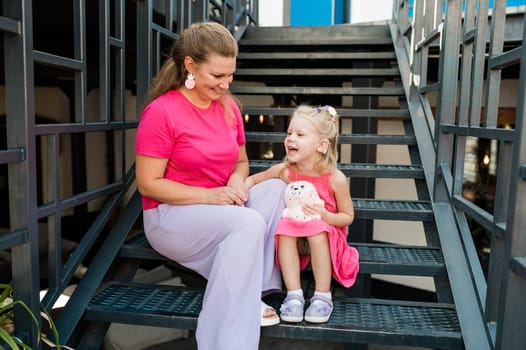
239, 38, 394, 46
235, 68, 400, 77
246, 131, 415, 144
353, 198, 433, 221
241, 107, 410, 118
353, 243, 445, 276
237, 51, 397, 60
229, 85, 405, 96
85, 282, 462, 349
249, 160, 424, 179
119, 234, 444, 276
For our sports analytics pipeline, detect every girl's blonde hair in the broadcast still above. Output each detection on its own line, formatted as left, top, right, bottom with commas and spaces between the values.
287, 104, 340, 172
145, 22, 240, 118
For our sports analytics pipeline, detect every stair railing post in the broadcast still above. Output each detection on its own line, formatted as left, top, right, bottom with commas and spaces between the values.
433, 0, 462, 204
494, 9, 526, 350
136, 0, 153, 111
409, 0, 423, 92
3, 0, 42, 346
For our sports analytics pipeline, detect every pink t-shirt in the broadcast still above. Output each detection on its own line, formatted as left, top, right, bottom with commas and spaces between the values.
135, 90, 245, 209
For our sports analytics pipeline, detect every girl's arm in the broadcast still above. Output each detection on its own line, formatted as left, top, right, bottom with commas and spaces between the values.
307, 170, 354, 227
245, 162, 288, 188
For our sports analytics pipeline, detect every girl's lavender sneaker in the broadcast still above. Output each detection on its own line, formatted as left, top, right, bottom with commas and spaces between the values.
304, 295, 333, 323
279, 294, 305, 323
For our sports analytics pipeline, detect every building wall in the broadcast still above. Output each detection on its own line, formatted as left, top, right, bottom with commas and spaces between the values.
259, 0, 394, 26
259, 1, 526, 26
350, 0, 392, 23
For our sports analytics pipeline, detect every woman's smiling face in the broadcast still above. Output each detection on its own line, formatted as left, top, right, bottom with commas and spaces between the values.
190, 53, 236, 106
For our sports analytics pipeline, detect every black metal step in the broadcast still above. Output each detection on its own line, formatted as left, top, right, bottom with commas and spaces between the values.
354, 242, 445, 276
241, 107, 410, 119
237, 52, 397, 60
230, 85, 404, 96
339, 134, 416, 145
354, 198, 433, 221
120, 233, 444, 277
245, 131, 416, 145
240, 24, 392, 41
239, 37, 394, 46
248, 160, 424, 179
235, 68, 400, 77
85, 282, 462, 349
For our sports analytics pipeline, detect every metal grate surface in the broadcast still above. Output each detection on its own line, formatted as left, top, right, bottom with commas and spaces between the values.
125, 234, 444, 265
120, 234, 446, 276
90, 283, 203, 317
245, 132, 415, 145
356, 245, 443, 265
249, 160, 424, 179
87, 282, 462, 348
262, 296, 462, 348
355, 243, 445, 276
318, 300, 459, 333
353, 198, 433, 221
354, 199, 431, 211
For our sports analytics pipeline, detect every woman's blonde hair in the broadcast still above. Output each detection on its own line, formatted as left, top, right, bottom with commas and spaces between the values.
145, 22, 239, 117
286, 104, 340, 172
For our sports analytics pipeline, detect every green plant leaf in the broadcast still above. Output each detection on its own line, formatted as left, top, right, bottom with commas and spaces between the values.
9, 300, 43, 344
40, 305, 62, 349
0, 284, 12, 306
0, 325, 18, 350
12, 336, 33, 350
0, 283, 72, 349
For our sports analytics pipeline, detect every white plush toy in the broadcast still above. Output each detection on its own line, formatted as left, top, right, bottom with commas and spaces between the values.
282, 181, 325, 222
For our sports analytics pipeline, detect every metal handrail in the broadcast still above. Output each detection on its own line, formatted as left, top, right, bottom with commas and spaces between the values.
392, 1, 526, 349
1, 1, 258, 347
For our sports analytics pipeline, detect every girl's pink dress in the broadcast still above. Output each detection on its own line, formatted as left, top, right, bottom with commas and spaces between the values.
275, 167, 359, 288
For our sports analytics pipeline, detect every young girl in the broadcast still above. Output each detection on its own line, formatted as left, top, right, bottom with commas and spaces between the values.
245, 104, 359, 323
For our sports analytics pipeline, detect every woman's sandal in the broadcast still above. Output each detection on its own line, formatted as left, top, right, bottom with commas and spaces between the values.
261, 301, 280, 327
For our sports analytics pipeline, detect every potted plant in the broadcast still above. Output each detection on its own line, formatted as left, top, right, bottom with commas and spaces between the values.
0, 283, 69, 349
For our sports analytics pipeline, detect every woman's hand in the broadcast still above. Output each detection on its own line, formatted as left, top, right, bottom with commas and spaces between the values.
224, 145, 250, 205
208, 185, 247, 206
226, 173, 249, 206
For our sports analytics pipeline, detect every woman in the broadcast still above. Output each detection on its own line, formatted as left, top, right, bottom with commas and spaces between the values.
135, 22, 285, 349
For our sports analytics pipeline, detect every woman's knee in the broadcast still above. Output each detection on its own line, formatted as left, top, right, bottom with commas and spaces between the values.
213, 210, 267, 259
235, 209, 267, 237
248, 179, 286, 203
258, 178, 286, 191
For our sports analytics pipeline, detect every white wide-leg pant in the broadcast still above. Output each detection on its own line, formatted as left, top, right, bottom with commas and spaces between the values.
142, 179, 286, 349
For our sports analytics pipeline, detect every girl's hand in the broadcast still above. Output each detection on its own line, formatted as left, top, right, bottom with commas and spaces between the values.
303, 202, 327, 219
244, 176, 255, 189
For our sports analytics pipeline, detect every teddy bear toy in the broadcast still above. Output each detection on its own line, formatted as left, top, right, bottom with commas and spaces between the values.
282, 180, 325, 222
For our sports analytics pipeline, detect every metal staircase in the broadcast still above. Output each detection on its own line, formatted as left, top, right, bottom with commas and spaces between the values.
2, 1, 523, 350
79, 24, 466, 349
